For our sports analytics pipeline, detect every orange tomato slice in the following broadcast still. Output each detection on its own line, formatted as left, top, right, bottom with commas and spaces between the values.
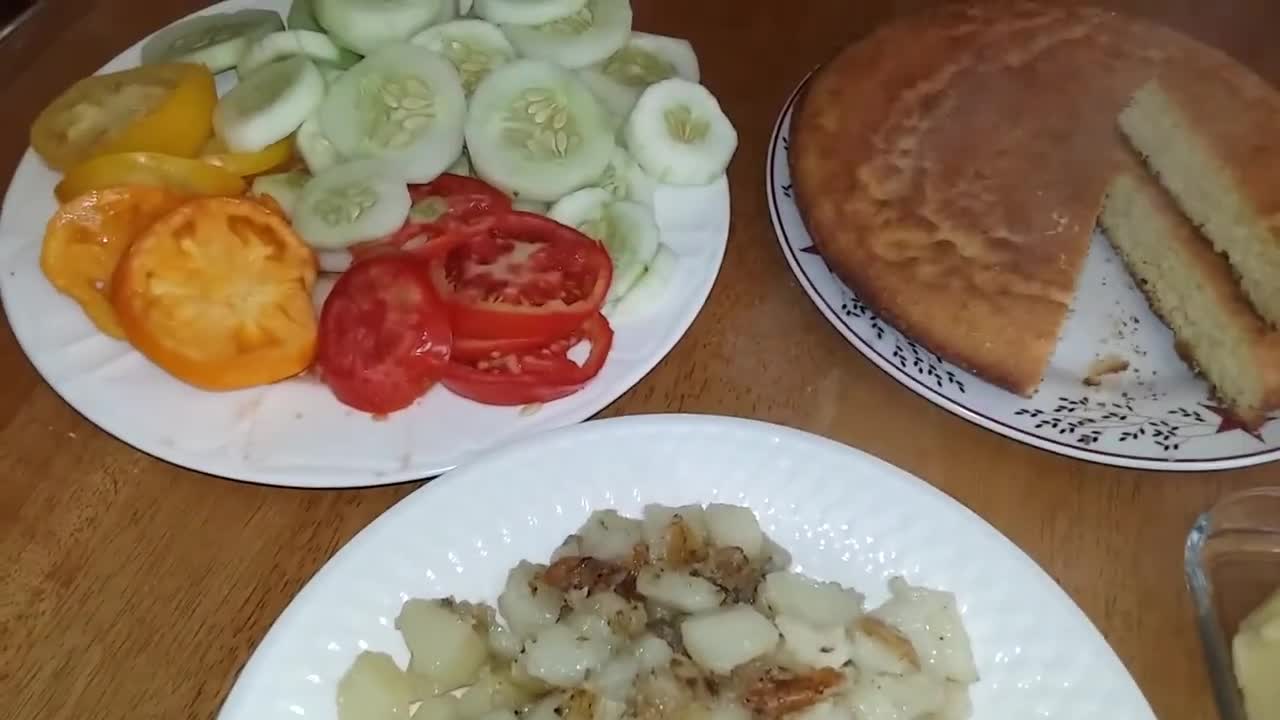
40, 186, 189, 339
31, 63, 216, 172
55, 152, 246, 204
200, 135, 295, 177
111, 197, 319, 390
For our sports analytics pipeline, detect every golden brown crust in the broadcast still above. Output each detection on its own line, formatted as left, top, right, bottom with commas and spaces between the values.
789, 2, 1198, 396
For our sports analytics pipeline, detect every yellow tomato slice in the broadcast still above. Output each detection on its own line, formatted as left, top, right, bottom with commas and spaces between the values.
31, 63, 216, 172
200, 135, 296, 177
111, 197, 318, 391
40, 187, 189, 339
55, 152, 246, 204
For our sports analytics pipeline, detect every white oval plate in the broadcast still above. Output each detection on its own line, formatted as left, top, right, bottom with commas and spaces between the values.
216, 414, 1155, 720
768, 76, 1280, 471
0, 0, 729, 488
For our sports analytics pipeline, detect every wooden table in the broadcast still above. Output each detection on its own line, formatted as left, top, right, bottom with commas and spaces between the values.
2, 1, 1278, 717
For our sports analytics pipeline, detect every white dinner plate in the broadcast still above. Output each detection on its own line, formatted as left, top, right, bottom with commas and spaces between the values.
0, 0, 730, 488
217, 413, 1155, 720
768, 75, 1280, 471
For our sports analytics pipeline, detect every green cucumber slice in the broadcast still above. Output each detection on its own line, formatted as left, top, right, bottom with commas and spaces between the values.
320, 44, 467, 183
314, 0, 446, 55
317, 63, 349, 87
606, 244, 674, 320
465, 59, 613, 202
238, 30, 359, 76
288, 0, 324, 31
549, 187, 658, 301
501, 0, 631, 69
297, 111, 343, 174
474, 0, 585, 25
624, 78, 737, 186
595, 145, 655, 205
410, 20, 516, 95
141, 9, 284, 73
448, 151, 474, 176
578, 32, 699, 119
294, 159, 413, 250
512, 198, 548, 213
214, 56, 326, 152
250, 170, 312, 218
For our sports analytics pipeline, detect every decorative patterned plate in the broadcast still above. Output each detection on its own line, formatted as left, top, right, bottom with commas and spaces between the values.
768, 77, 1280, 471
217, 414, 1156, 720
0, 0, 729, 489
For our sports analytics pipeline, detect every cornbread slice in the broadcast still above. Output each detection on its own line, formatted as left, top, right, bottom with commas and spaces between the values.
789, 3, 1201, 396
1119, 71, 1280, 328
1100, 170, 1280, 427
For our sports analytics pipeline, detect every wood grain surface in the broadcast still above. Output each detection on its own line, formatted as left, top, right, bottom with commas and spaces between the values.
2, 1, 1279, 718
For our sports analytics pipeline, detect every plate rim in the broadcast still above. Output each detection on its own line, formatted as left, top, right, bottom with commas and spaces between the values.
0, 0, 731, 489
216, 412, 1156, 720
766, 73, 1280, 472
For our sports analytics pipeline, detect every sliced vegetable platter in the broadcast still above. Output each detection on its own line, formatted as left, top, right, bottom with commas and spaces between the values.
0, 0, 735, 487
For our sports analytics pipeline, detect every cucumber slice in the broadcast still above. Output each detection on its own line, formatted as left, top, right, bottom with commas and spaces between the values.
549, 187, 658, 301
214, 56, 326, 152
465, 59, 613, 202
294, 159, 413, 250
321, 44, 467, 183
595, 145, 655, 205
410, 20, 517, 95
288, 0, 324, 32
238, 30, 360, 76
317, 63, 349, 87
624, 78, 737, 186
314, 0, 445, 55
297, 111, 343, 174
317, 250, 354, 273
502, 0, 632, 69
578, 32, 699, 119
474, 0, 585, 25
448, 151, 473, 176
607, 244, 675, 320
141, 9, 284, 73
513, 198, 548, 213
250, 169, 312, 218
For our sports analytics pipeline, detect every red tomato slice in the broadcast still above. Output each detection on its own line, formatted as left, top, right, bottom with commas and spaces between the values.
441, 313, 614, 406
315, 254, 453, 415
349, 174, 510, 263
429, 212, 613, 342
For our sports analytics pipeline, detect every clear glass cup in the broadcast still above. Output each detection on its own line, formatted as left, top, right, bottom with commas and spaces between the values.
1185, 487, 1280, 720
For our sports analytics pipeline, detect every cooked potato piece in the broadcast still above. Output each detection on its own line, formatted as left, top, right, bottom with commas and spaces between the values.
758, 572, 863, 628
396, 600, 487, 690
476, 711, 518, 720
775, 615, 853, 669
637, 567, 726, 613
705, 504, 764, 558
707, 702, 753, 720
551, 535, 585, 562
869, 578, 977, 684
590, 654, 641, 702
521, 624, 613, 687
681, 604, 780, 674
415, 697, 462, 720
847, 671, 946, 720
579, 510, 645, 561
791, 699, 852, 720
455, 665, 537, 719
848, 617, 919, 675
498, 561, 565, 639
571, 591, 648, 639
336, 651, 418, 720
643, 504, 710, 563
525, 689, 621, 720
630, 634, 675, 670
562, 609, 621, 652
